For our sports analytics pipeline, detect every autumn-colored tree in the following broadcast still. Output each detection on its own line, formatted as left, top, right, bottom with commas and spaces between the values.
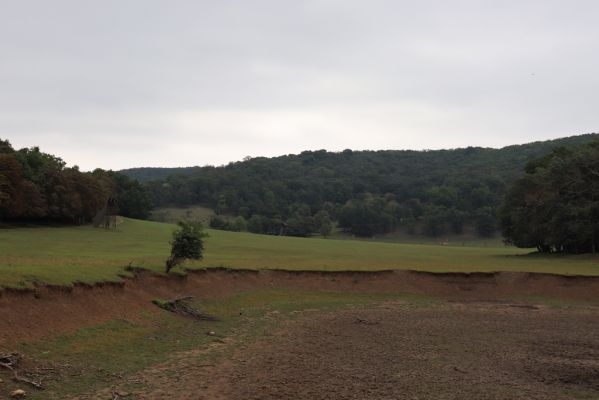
0, 154, 25, 218
0, 138, 151, 224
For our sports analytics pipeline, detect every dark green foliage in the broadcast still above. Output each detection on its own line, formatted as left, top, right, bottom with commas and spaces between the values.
209, 215, 248, 232
166, 220, 208, 272
209, 215, 230, 230
338, 194, 396, 237
422, 205, 449, 237
475, 207, 497, 237
90, 169, 152, 220
263, 216, 284, 235
285, 215, 315, 237
209, 215, 248, 233
120, 166, 202, 182
247, 214, 264, 234
315, 210, 333, 238
0, 139, 14, 154
499, 140, 599, 253
127, 134, 598, 238
108, 172, 152, 219
232, 216, 247, 232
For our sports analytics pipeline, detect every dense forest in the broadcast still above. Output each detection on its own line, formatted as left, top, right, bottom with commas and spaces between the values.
500, 140, 599, 253
0, 139, 151, 224
122, 134, 598, 238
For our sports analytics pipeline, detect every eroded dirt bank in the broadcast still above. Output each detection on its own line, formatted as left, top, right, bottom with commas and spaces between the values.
2, 268, 599, 346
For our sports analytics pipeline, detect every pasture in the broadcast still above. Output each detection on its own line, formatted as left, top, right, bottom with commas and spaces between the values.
1, 218, 599, 289
2, 219, 599, 399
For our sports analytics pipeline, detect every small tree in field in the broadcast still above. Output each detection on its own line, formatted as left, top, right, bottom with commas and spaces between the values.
166, 220, 208, 273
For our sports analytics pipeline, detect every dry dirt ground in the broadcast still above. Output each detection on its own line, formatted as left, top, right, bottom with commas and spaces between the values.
80, 300, 599, 400
4, 269, 599, 347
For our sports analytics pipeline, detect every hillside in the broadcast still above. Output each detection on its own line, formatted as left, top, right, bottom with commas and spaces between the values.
120, 166, 203, 182
121, 134, 598, 182
121, 134, 599, 238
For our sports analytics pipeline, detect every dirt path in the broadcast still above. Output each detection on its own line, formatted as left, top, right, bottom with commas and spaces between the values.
81, 300, 599, 400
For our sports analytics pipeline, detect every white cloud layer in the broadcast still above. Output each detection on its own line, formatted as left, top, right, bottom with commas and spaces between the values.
1, 0, 598, 170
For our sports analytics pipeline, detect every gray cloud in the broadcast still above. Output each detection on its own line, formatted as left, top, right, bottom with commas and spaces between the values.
1, 0, 598, 170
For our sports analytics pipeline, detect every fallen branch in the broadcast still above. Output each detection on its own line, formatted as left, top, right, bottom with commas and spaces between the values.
152, 296, 217, 321
13, 373, 44, 390
354, 318, 380, 326
0, 352, 19, 366
111, 389, 130, 399
0, 353, 44, 389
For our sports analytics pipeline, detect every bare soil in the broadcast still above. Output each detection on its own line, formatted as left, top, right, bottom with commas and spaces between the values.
80, 301, 599, 400
2, 268, 599, 347
3, 269, 599, 399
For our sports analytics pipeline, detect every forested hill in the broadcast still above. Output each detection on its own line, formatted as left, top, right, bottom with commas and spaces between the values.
122, 133, 598, 238
120, 166, 202, 183
122, 134, 598, 183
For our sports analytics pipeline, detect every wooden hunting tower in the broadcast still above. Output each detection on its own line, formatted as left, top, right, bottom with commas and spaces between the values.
93, 196, 119, 229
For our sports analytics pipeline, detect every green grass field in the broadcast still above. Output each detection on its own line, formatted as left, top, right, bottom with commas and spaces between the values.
1, 218, 598, 289
330, 228, 506, 247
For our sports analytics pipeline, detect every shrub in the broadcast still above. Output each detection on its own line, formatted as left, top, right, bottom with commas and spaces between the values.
165, 220, 208, 273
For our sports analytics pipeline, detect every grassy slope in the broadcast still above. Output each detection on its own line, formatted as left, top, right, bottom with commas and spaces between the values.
1, 218, 598, 288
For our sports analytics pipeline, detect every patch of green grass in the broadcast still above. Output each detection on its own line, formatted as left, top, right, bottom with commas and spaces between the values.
200, 288, 422, 316
18, 311, 221, 398
331, 227, 506, 247
1, 218, 599, 289
17, 289, 415, 399
559, 388, 599, 399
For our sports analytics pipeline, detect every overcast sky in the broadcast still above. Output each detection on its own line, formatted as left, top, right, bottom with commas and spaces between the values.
1, 1, 598, 170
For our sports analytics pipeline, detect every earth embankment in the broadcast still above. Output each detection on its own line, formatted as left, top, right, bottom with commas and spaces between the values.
2, 268, 599, 346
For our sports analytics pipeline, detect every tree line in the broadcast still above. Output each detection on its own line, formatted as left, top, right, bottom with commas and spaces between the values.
4, 134, 598, 254
0, 139, 151, 224
123, 134, 597, 239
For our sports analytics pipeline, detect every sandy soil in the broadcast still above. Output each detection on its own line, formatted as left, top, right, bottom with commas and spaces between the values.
81, 300, 599, 400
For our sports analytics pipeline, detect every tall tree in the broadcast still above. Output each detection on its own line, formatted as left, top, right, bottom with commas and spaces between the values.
499, 141, 599, 253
